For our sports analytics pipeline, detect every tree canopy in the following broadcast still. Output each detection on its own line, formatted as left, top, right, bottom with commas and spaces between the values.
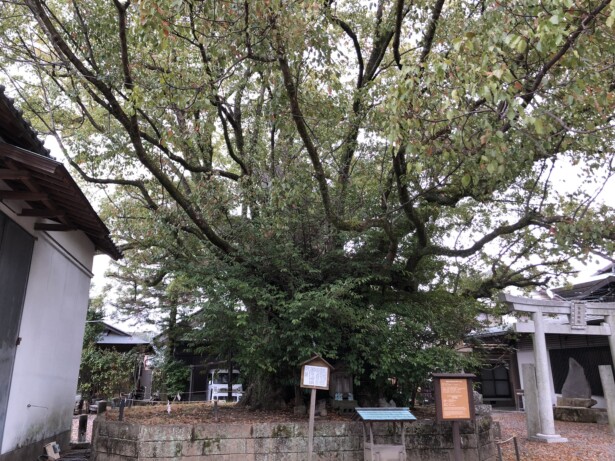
1, 0, 614, 405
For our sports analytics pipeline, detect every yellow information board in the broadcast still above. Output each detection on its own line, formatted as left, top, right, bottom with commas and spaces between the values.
440, 379, 471, 419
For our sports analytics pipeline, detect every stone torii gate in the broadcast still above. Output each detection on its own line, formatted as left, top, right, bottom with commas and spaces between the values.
500, 293, 615, 442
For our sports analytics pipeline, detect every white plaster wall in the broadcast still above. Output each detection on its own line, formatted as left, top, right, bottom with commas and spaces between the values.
1, 233, 93, 454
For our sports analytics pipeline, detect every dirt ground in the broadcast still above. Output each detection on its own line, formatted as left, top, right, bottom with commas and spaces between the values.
492, 410, 615, 461
103, 401, 352, 425
73, 404, 615, 460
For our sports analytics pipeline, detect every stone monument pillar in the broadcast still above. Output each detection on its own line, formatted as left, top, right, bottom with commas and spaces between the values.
557, 358, 596, 408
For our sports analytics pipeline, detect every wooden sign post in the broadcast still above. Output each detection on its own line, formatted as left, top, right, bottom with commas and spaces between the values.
433, 373, 475, 461
300, 355, 333, 461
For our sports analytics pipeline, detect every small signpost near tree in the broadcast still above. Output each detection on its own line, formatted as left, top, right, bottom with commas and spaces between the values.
433, 373, 476, 461
300, 355, 334, 461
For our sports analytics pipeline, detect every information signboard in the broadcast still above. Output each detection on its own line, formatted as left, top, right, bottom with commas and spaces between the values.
299, 355, 334, 461
433, 373, 475, 422
440, 379, 471, 419
302, 365, 329, 389
433, 373, 475, 461
300, 355, 332, 390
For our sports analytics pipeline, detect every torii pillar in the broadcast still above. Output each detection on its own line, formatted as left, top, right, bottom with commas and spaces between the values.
530, 306, 564, 442
499, 294, 615, 442
607, 314, 615, 366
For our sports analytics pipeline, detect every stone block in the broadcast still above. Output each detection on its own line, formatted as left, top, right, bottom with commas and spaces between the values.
491, 421, 501, 440
553, 406, 606, 423
478, 427, 498, 446
314, 422, 353, 437
556, 397, 597, 408
266, 452, 299, 461
94, 454, 136, 461
139, 424, 193, 441
178, 437, 247, 456
476, 416, 494, 433
193, 423, 253, 440
96, 436, 110, 454
342, 451, 363, 461
406, 420, 440, 436
252, 437, 272, 453
138, 440, 184, 458
596, 412, 609, 425
312, 436, 328, 453
252, 423, 288, 438
475, 404, 492, 416
95, 418, 107, 437
461, 433, 477, 449
327, 435, 360, 451
110, 438, 137, 457
96, 436, 136, 456
314, 452, 343, 460
478, 441, 497, 461
411, 434, 448, 450
219, 438, 248, 454
292, 436, 308, 452
106, 422, 140, 440
269, 435, 299, 453
228, 454, 256, 461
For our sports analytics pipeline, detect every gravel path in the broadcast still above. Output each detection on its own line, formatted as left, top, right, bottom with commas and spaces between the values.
492, 410, 615, 461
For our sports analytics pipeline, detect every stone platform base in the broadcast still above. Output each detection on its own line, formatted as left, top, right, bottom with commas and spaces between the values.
530, 433, 568, 443
330, 399, 357, 414
554, 406, 607, 423
556, 397, 597, 408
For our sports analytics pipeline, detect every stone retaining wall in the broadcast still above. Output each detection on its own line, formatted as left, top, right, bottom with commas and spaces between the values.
92, 414, 499, 461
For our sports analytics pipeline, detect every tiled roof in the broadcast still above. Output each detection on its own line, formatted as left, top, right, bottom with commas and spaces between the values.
0, 87, 121, 259
0, 85, 50, 156
90, 321, 151, 347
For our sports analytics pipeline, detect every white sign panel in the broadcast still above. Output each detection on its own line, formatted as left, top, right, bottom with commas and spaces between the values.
302, 365, 329, 388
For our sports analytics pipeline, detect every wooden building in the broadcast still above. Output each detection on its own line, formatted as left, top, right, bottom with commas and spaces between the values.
0, 86, 120, 461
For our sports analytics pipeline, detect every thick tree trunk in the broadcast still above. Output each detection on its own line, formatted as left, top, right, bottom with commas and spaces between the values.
237, 371, 286, 410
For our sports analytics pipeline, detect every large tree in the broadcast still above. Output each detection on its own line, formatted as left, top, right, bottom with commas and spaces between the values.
1, 0, 614, 405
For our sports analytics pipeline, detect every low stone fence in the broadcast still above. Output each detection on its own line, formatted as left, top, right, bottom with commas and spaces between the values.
92, 413, 499, 461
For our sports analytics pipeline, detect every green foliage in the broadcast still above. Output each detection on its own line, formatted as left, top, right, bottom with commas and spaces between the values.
79, 344, 139, 399
78, 299, 141, 399
2, 0, 614, 406
152, 359, 191, 398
